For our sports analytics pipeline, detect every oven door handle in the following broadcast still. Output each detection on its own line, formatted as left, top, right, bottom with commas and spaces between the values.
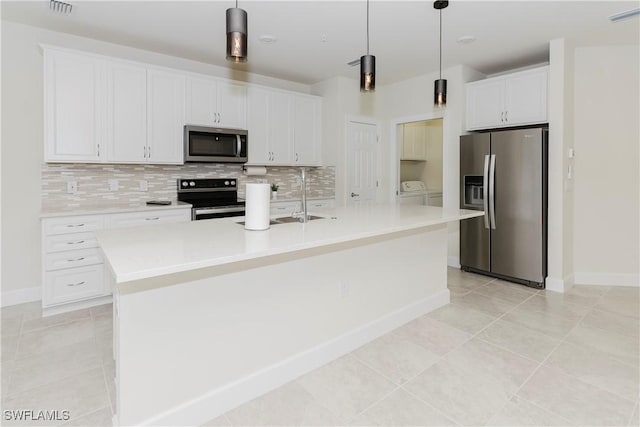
194, 207, 245, 215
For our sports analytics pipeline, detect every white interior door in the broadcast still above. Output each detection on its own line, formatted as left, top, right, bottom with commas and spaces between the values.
346, 121, 378, 206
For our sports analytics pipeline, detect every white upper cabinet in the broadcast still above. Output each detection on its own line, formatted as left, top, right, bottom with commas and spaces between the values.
466, 66, 548, 131
401, 122, 428, 161
45, 48, 105, 162
247, 87, 321, 166
246, 87, 270, 164
268, 91, 293, 165
186, 76, 246, 129
106, 62, 147, 163
146, 69, 185, 164
292, 95, 321, 165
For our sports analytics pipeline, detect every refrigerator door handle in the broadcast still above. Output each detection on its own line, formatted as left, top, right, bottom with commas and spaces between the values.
483, 155, 490, 229
489, 154, 497, 229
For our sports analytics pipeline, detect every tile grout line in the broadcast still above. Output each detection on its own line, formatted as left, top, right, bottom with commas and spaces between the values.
498, 286, 627, 426
348, 280, 542, 426
347, 352, 459, 426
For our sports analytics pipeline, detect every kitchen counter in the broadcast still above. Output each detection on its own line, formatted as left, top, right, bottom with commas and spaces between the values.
96, 204, 482, 286
100, 204, 482, 426
40, 200, 192, 218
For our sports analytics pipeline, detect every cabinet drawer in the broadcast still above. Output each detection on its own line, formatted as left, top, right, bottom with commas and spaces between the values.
106, 209, 191, 229
44, 215, 104, 236
44, 232, 98, 253
45, 248, 103, 271
44, 265, 105, 306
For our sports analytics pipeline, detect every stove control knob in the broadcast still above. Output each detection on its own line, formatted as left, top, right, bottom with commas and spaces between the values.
224, 181, 230, 185
231, 180, 236, 186
182, 181, 188, 187
189, 181, 195, 187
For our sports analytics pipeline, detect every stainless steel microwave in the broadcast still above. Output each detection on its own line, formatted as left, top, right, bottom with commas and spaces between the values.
184, 126, 248, 163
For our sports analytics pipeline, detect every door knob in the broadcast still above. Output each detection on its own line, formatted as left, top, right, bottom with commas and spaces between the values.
351, 192, 359, 197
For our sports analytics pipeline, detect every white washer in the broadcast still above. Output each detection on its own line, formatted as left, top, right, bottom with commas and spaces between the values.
399, 191, 427, 205
426, 191, 443, 207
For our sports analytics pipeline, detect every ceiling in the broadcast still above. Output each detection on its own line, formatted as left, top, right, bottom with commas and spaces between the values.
2, 1, 639, 86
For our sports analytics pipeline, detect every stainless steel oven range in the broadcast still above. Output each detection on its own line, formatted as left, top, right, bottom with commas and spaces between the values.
177, 178, 245, 220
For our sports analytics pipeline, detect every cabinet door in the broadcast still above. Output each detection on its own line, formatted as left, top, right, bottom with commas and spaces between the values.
465, 78, 505, 130
186, 76, 217, 126
246, 87, 270, 164
401, 125, 415, 160
217, 81, 247, 129
45, 49, 104, 162
292, 95, 320, 165
268, 92, 293, 165
413, 125, 427, 161
106, 62, 147, 162
504, 67, 548, 126
147, 70, 185, 164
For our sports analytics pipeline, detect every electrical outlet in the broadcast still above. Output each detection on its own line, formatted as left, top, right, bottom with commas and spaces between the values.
67, 181, 78, 194
139, 180, 148, 191
108, 179, 119, 191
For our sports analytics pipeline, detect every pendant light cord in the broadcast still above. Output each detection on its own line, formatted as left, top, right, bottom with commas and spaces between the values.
439, 9, 442, 79
236, 0, 238, 7
366, 0, 370, 55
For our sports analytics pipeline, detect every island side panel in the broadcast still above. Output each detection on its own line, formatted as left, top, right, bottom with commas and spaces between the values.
114, 225, 448, 426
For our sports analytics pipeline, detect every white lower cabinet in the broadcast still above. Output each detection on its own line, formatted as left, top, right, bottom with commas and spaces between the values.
41, 207, 191, 312
270, 198, 334, 216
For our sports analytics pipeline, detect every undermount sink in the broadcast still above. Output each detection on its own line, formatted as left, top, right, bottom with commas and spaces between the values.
273, 215, 327, 224
237, 215, 330, 227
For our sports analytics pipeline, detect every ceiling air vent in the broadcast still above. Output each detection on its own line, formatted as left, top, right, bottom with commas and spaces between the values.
50, 0, 73, 15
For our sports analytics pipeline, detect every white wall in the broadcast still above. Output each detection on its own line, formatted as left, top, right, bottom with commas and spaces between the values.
0, 21, 312, 303
311, 76, 381, 207
572, 45, 639, 286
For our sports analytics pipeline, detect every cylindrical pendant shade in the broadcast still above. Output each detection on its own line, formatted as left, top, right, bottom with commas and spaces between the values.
434, 78, 447, 107
226, 7, 247, 63
360, 55, 376, 92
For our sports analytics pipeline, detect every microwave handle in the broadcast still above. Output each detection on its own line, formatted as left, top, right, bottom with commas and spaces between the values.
236, 135, 242, 157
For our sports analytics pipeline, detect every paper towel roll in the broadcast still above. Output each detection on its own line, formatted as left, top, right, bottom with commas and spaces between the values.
244, 183, 271, 230
243, 166, 267, 176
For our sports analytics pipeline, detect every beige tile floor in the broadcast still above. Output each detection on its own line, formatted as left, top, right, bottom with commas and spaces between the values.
1, 268, 638, 427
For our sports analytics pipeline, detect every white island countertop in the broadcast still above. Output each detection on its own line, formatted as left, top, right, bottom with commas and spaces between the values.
96, 204, 483, 285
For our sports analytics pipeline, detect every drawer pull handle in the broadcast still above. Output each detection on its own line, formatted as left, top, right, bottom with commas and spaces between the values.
66, 223, 85, 228
145, 217, 160, 221
67, 240, 85, 245
66, 281, 86, 287
67, 257, 85, 262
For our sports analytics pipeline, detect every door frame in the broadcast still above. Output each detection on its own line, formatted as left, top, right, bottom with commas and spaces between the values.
389, 112, 444, 204
344, 116, 382, 205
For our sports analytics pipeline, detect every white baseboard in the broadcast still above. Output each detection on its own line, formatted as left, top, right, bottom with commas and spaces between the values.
1, 287, 40, 307
545, 274, 574, 293
447, 256, 460, 268
574, 272, 639, 287
135, 289, 450, 427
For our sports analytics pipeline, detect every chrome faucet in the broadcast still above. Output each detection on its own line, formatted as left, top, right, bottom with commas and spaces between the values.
292, 167, 309, 223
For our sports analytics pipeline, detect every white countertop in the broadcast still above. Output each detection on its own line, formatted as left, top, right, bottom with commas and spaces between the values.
40, 200, 192, 218
96, 204, 483, 285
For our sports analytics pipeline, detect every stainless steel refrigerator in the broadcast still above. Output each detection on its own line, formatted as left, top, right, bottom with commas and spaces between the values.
459, 128, 548, 288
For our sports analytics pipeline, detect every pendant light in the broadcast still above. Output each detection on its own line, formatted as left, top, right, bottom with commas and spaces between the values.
226, 0, 247, 63
433, 0, 448, 107
360, 0, 375, 92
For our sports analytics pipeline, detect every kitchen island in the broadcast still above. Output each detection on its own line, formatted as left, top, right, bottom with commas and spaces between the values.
96, 204, 483, 426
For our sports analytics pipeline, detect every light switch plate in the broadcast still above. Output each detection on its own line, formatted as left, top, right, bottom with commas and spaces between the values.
139, 180, 148, 191
108, 179, 119, 191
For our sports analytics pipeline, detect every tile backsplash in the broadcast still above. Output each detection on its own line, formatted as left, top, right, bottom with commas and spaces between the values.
41, 163, 335, 211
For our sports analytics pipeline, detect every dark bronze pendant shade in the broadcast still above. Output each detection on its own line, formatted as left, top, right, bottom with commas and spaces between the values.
434, 0, 448, 107
226, 2, 247, 63
360, 0, 375, 92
